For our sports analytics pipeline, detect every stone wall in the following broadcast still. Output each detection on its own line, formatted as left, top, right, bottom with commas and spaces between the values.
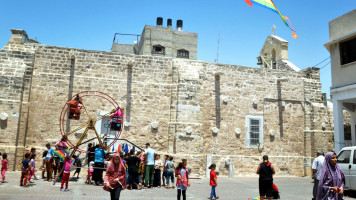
0, 30, 335, 177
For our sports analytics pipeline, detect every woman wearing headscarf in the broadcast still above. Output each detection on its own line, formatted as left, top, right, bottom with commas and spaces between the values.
104, 153, 127, 200
317, 152, 345, 200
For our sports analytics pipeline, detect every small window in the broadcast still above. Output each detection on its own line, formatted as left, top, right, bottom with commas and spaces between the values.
245, 115, 264, 147
153, 45, 165, 55
337, 150, 351, 164
177, 49, 189, 58
340, 37, 356, 65
345, 125, 352, 140
353, 150, 356, 164
271, 49, 276, 69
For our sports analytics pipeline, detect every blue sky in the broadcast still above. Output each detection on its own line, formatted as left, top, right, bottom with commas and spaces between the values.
1, 0, 355, 98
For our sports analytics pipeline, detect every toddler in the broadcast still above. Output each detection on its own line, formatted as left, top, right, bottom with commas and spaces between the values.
86, 161, 94, 184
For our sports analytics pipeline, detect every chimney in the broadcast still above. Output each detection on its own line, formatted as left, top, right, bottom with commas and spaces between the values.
176, 19, 183, 30
9, 29, 29, 44
156, 17, 163, 26
167, 18, 172, 28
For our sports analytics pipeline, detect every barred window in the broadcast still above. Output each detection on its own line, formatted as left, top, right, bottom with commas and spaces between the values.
245, 115, 264, 147
177, 49, 189, 58
153, 45, 165, 55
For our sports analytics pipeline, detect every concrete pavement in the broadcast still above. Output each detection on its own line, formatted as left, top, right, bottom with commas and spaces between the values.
1, 171, 356, 200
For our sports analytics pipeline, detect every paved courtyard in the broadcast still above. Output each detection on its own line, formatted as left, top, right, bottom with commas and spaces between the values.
1, 171, 356, 200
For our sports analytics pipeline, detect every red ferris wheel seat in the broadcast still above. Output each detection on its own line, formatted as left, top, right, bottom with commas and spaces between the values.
68, 100, 82, 120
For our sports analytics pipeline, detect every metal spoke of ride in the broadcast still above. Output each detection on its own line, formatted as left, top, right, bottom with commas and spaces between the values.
93, 109, 117, 123
92, 124, 104, 148
81, 100, 92, 119
64, 121, 90, 137
54, 127, 90, 185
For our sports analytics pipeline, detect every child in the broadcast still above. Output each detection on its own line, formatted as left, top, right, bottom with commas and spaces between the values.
30, 147, 36, 156
162, 154, 169, 187
86, 161, 94, 184
137, 151, 144, 188
60, 155, 73, 191
45, 143, 55, 181
73, 154, 82, 178
29, 148, 38, 180
176, 159, 190, 200
1, 153, 8, 183
165, 156, 175, 189
41, 150, 48, 179
209, 164, 219, 200
20, 153, 31, 187
28, 154, 36, 183
154, 154, 163, 187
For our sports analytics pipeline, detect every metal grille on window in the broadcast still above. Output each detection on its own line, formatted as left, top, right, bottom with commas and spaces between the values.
250, 119, 260, 145
177, 50, 189, 58
153, 45, 165, 55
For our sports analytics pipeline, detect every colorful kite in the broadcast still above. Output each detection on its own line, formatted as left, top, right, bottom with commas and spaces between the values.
53, 149, 70, 161
244, 0, 297, 39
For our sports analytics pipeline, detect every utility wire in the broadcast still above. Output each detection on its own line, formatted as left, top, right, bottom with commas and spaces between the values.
311, 56, 330, 68
319, 61, 331, 70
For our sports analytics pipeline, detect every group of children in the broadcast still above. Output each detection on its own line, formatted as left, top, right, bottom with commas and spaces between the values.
0, 147, 220, 200
0, 145, 82, 191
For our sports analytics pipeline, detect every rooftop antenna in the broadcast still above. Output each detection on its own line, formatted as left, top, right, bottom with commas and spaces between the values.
216, 33, 221, 63
272, 25, 276, 36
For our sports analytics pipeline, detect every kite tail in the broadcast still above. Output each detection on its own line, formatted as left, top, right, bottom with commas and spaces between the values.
270, 0, 297, 39
270, 0, 288, 27
244, 0, 252, 6
283, 16, 298, 39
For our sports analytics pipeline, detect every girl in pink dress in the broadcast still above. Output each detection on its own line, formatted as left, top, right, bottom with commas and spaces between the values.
176, 159, 190, 200
1, 153, 8, 183
27, 154, 36, 183
60, 156, 73, 191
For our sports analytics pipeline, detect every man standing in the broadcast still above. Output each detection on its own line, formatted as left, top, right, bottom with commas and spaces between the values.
125, 149, 141, 190
312, 150, 325, 200
257, 155, 275, 200
93, 145, 107, 186
143, 143, 156, 188
87, 143, 95, 167
45, 143, 54, 181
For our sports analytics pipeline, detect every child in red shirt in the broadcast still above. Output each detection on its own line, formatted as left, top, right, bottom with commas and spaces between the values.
1, 153, 8, 183
209, 164, 219, 200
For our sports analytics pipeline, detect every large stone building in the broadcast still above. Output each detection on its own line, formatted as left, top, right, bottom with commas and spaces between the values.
325, 9, 356, 153
0, 22, 335, 177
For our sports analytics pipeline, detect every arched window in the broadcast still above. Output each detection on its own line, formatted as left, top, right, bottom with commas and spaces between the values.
271, 49, 276, 69
152, 45, 165, 55
264, 53, 268, 68
177, 49, 189, 58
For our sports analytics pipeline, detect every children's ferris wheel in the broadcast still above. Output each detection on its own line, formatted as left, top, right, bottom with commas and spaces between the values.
59, 91, 124, 153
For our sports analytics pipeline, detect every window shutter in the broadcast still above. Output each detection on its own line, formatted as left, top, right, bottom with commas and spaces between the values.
245, 117, 250, 147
